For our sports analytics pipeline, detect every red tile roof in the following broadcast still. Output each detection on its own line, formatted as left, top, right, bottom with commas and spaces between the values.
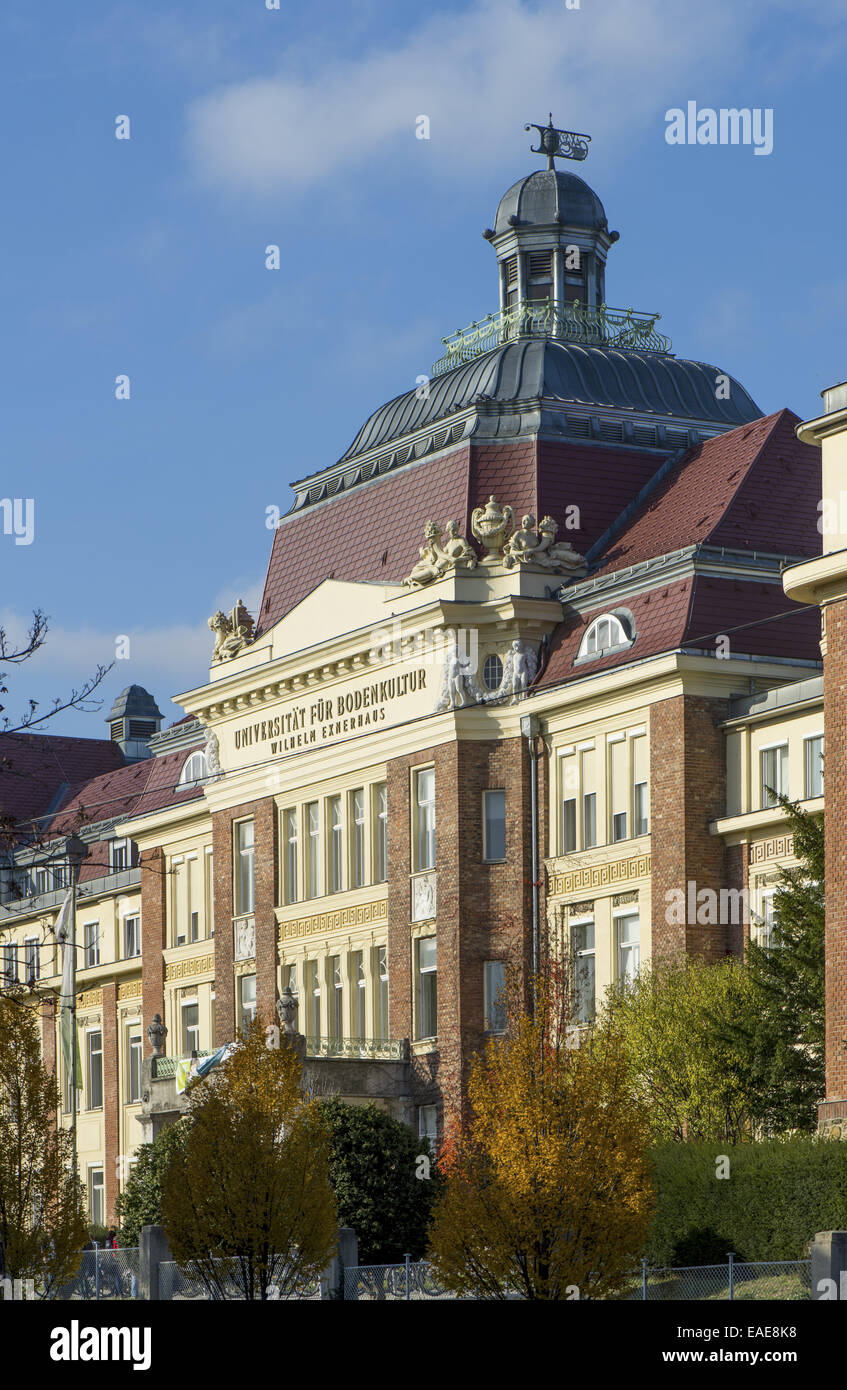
538, 579, 696, 688
0, 733, 123, 829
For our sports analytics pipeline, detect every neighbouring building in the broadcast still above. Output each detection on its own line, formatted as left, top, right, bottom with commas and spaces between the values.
0, 120, 833, 1224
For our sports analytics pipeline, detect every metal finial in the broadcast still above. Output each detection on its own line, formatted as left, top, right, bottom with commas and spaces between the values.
525, 119, 591, 170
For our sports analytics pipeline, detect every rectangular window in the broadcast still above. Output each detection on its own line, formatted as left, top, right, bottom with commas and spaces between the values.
89, 1168, 105, 1227
34, 865, 50, 896
330, 956, 344, 1040
239, 976, 256, 1033
109, 839, 129, 873
375, 783, 388, 883
23, 938, 39, 984
414, 769, 436, 872
307, 960, 321, 1042
804, 734, 824, 800
377, 945, 389, 1038
328, 795, 343, 893
482, 790, 506, 862
306, 802, 320, 899
87, 1031, 103, 1109
417, 936, 437, 1039
284, 962, 298, 998
562, 798, 577, 853
53, 861, 71, 891
610, 738, 628, 841
123, 915, 141, 959
189, 910, 199, 944
760, 893, 778, 948
761, 744, 789, 808
632, 735, 649, 835
617, 913, 640, 987
284, 809, 298, 905
355, 951, 366, 1040
483, 960, 507, 1033
182, 1000, 200, 1054
571, 920, 596, 1023
235, 820, 255, 915
560, 751, 577, 853
581, 746, 598, 848
418, 1104, 438, 1151
83, 922, 100, 969
2, 944, 17, 984
351, 789, 366, 888
127, 1032, 142, 1103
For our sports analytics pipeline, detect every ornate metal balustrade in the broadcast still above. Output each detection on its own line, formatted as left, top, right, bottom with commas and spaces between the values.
304, 1036, 410, 1061
431, 298, 671, 376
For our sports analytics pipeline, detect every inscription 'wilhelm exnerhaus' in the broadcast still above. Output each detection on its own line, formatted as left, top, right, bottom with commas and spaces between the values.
233, 668, 428, 754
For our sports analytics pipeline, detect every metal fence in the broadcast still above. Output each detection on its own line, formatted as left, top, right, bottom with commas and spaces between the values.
54, 1247, 140, 1301
628, 1257, 812, 1302
343, 1259, 457, 1301
159, 1257, 321, 1301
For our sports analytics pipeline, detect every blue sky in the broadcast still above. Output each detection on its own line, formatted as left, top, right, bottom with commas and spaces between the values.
1, 0, 845, 737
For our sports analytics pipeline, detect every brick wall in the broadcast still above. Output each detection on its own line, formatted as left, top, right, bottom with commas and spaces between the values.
725, 842, 749, 958
650, 694, 729, 960
822, 598, 847, 1110
101, 981, 119, 1223
212, 797, 278, 1045
140, 847, 167, 1052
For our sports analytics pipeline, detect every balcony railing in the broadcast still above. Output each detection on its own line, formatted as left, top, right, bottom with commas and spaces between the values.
304, 1036, 410, 1061
431, 298, 671, 376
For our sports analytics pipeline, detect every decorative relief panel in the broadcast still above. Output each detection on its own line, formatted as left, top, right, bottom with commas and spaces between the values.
77, 988, 103, 1009
165, 953, 215, 983
279, 899, 388, 943
117, 980, 143, 1000
749, 837, 794, 865
549, 854, 651, 898
233, 916, 255, 962
411, 872, 437, 923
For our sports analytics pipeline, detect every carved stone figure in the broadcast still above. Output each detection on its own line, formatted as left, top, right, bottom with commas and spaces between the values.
443, 641, 473, 709
503, 639, 539, 703
276, 986, 299, 1036
534, 515, 588, 577
403, 519, 478, 588
208, 599, 256, 662
203, 728, 222, 778
471, 496, 515, 560
440, 520, 478, 570
147, 1013, 167, 1057
502, 513, 587, 576
502, 514, 542, 567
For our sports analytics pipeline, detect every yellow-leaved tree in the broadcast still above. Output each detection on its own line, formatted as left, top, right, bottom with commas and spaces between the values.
161, 1019, 337, 1300
428, 975, 654, 1300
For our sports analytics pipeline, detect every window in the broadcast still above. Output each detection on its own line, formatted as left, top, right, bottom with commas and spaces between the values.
34, 865, 50, 896
123, 915, 141, 959
330, 956, 343, 1039
418, 1104, 438, 1152
2, 944, 17, 984
239, 976, 256, 1033
284, 809, 298, 905
355, 951, 366, 1040
189, 910, 199, 944
109, 839, 129, 873
483, 961, 506, 1033
805, 734, 824, 800
83, 922, 100, 969
235, 820, 255, 914
179, 751, 208, 788
582, 745, 598, 848
617, 913, 640, 986
52, 861, 71, 891
23, 938, 39, 985
483, 790, 506, 862
483, 654, 503, 692
571, 921, 596, 1023
562, 797, 577, 854
307, 961, 321, 1041
127, 1032, 142, 1103
417, 937, 437, 1039
284, 963, 298, 998
182, 1000, 200, 1054
414, 768, 436, 872
375, 783, 388, 883
761, 745, 789, 808
351, 789, 366, 888
632, 735, 649, 835
759, 893, 777, 948
377, 946, 389, 1037
306, 802, 320, 899
89, 1168, 105, 1227
87, 1031, 103, 1109
610, 738, 628, 842
577, 613, 632, 662
328, 796, 343, 893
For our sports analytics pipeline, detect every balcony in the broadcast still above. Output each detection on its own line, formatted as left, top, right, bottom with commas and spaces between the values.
304, 1037, 410, 1061
431, 298, 671, 376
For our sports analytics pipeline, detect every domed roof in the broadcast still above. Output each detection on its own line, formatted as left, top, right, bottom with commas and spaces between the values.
494, 169, 608, 236
107, 685, 163, 722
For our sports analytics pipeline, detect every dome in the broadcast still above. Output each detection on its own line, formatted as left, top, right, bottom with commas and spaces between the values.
494, 169, 608, 236
107, 685, 163, 723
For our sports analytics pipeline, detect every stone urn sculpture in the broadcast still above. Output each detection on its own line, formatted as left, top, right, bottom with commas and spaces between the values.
471, 496, 514, 563
147, 1013, 167, 1057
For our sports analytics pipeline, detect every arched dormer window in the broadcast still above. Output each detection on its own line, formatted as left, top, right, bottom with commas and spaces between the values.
576, 612, 634, 663
179, 751, 208, 788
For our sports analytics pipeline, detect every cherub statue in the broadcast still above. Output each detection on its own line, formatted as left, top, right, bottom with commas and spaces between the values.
503, 514, 542, 567
502, 639, 539, 703
208, 599, 256, 662
403, 520, 478, 587
441, 520, 478, 570
535, 516, 588, 577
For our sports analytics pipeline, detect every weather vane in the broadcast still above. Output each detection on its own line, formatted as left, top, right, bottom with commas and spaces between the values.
525, 115, 591, 170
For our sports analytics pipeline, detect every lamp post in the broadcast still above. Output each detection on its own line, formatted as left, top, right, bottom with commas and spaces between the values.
64, 833, 87, 1184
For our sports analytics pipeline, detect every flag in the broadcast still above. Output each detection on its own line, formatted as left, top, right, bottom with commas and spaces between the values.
55, 889, 80, 1085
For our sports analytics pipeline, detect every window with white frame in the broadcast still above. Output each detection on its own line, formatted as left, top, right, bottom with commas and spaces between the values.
127, 1030, 142, 1103
109, 838, 129, 873
577, 613, 632, 662
83, 922, 100, 969
761, 744, 789, 809
483, 960, 507, 1033
123, 914, 141, 959
416, 936, 437, 1039
330, 955, 343, 1039
235, 820, 255, 915
375, 783, 388, 883
52, 861, 71, 891
351, 789, 366, 888
610, 737, 628, 842
284, 808, 298, 905
418, 1104, 438, 1151
89, 1168, 105, 1227
33, 865, 50, 896
306, 802, 320, 899
284, 963, 298, 999
87, 1030, 103, 1109
23, 937, 39, 984
179, 751, 208, 788
482, 789, 506, 862
354, 951, 366, 1040
2, 943, 17, 984
759, 892, 778, 949
804, 734, 824, 800
616, 912, 640, 987
482, 654, 503, 692
377, 945, 389, 1038
571, 919, 596, 1023
328, 795, 343, 894
582, 747, 598, 849
239, 976, 256, 1033
414, 768, 436, 872
632, 734, 649, 835
182, 999, 200, 1054
307, 960, 321, 1041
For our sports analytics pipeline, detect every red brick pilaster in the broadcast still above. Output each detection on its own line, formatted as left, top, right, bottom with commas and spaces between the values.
101, 981, 119, 1223
822, 598, 847, 1119
212, 797, 278, 1044
140, 846, 167, 1052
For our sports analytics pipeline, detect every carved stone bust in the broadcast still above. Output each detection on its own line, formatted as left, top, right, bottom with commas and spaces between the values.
276, 986, 299, 1036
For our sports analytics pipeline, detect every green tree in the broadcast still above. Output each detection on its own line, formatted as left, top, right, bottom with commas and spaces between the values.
114, 1122, 189, 1246
319, 1098, 440, 1264
0, 998, 86, 1293
724, 797, 825, 1132
161, 1021, 337, 1300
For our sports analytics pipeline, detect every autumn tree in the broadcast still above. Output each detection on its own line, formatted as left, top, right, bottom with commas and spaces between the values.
0, 997, 86, 1293
428, 977, 654, 1300
599, 955, 756, 1144
161, 1021, 337, 1300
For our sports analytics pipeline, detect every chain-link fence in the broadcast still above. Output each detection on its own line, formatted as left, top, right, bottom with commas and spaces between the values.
159, 1257, 321, 1301
626, 1258, 812, 1301
54, 1248, 140, 1301
343, 1260, 457, 1301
